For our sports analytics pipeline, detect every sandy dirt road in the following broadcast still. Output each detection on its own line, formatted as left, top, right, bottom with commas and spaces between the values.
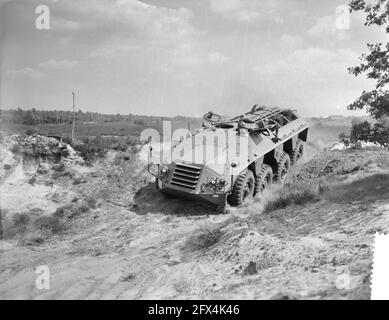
0, 146, 388, 299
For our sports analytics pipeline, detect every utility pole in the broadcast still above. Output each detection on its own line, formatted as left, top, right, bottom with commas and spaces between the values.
0, 209, 3, 239
71, 92, 75, 142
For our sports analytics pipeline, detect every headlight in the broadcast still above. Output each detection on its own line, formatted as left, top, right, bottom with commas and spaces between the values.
217, 178, 226, 190
148, 163, 159, 177
160, 166, 169, 181
200, 177, 226, 193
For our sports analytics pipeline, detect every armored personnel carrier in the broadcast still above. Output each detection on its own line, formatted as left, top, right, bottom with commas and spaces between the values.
147, 105, 309, 210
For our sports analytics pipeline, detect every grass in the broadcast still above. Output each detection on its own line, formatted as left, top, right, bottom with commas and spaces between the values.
0, 209, 64, 241
0, 195, 101, 243
1, 122, 149, 139
375, 154, 389, 169
53, 197, 97, 219
323, 173, 389, 203
264, 184, 319, 213
184, 225, 224, 252
264, 168, 389, 213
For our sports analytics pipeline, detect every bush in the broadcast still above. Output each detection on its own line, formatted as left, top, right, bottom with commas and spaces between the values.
12, 213, 30, 231
341, 118, 389, 148
72, 136, 107, 162
34, 215, 63, 233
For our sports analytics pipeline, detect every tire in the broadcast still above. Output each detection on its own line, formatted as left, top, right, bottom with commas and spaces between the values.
291, 139, 304, 164
228, 169, 255, 206
254, 164, 273, 196
274, 152, 290, 183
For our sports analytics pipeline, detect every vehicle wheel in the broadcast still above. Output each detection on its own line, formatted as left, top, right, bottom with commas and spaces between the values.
254, 164, 273, 196
291, 139, 304, 164
275, 152, 290, 183
228, 169, 255, 206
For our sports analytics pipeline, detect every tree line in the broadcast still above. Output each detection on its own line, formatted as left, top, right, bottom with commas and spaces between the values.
0, 108, 165, 125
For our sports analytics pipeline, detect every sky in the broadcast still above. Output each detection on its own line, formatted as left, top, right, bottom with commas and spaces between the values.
0, 0, 387, 117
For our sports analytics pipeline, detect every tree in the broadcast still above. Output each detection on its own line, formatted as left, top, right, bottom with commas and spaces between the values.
348, 0, 389, 119
350, 120, 372, 143
372, 117, 389, 146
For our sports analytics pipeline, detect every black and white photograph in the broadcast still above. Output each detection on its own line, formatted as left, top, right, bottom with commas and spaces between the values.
0, 0, 388, 303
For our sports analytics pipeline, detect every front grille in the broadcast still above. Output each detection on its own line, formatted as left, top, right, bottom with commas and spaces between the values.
170, 163, 202, 189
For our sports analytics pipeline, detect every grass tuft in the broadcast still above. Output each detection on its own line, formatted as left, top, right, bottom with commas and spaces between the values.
184, 225, 224, 252
264, 185, 319, 212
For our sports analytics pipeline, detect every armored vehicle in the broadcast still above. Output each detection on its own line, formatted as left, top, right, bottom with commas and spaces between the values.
147, 105, 309, 210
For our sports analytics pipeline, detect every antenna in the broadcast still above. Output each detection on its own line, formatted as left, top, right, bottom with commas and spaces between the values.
71, 92, 75, 142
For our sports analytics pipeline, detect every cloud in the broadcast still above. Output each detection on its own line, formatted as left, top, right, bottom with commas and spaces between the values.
281, 34, 303, 47
51, 17, 83, 31
6, 59, 79, 80
259, 47, 359, 76
308, 6, 352, 40
39, 59, 79, 70
59, 0, 198, 42
7, 67, 46, 80
208, 51, 229, 64
252, 47, 364, 115
308, 15, 338, 38
76, 0, 200, 62
210, 0, 280, 23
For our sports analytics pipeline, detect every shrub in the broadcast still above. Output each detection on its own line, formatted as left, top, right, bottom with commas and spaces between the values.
34, 215, 63, 233
72, 136, 107, 162
13, 213, 30, 230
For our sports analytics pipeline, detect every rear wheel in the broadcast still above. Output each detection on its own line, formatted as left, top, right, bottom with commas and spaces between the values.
275, 152, 290, 183
291, 139, 304, 164
228, 169, 255, 206
254, 164, 273, 196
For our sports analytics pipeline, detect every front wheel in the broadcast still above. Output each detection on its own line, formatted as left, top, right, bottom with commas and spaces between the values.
291, 139, 304, 164
275, 152, 290, 183
227, 169, 255, 206
254, 164, 273, 196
